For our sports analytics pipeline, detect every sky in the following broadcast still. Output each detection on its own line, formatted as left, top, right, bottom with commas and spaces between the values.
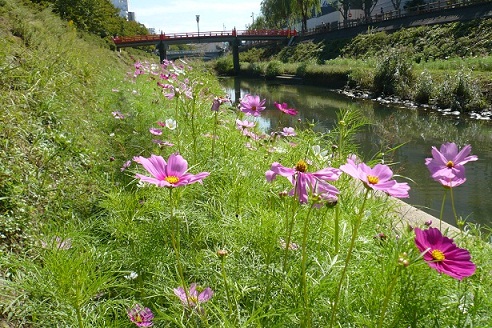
128, 0, 263, 34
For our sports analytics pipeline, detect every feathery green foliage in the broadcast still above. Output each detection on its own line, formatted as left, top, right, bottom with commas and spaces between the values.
1, 0, 492, 327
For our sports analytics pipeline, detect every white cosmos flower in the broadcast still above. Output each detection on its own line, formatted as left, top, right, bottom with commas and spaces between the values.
165, 118, 177, 130
124, 271, 138, 280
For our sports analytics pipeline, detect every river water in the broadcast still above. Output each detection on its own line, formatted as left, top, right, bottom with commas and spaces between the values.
219, 77, 492, 228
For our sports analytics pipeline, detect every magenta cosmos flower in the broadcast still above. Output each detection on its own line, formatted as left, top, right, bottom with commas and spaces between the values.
174, 283, 213, 311
414, 227, 476, 280
133, 153, 209, 188
274, 102, 298, 116
425, 142, 478, 188
340, 157, 410, 198
239, 94, 266, 116
127, 304, 154, 327
266, 160, 341, 204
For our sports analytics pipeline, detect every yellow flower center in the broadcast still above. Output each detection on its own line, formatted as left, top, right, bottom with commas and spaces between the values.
367, 175, 379, 184
135, 314, 143, 323
165, 176, 180, 184
431, 249, 445, 261
295, 160, 308, 172
446, 160, 454, 168
187, 295, 198, 305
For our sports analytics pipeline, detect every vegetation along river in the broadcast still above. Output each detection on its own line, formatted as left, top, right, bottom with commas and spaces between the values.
219, 77, 492, 228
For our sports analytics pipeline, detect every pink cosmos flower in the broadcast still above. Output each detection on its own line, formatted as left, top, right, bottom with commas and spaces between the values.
235, 119, 255, 130
280, 127, 296, 137
279, 238, 299, 250
134, 61, 144, 77
133, 153, 209, 188
274, 102, 298, 116
242, 129, 261, 141
313, 183, 338, 208
127, 304, 154, 327
121, 160, 132, 172
151, 140, 174, 147
174, 283, 213, 311
266, 160, 341, 204
340, 157, 410, 198
149, 128, 162, 136
157, 121, 166, 127
239, 94, 266, 116
211, 96, 230, 111
414, 227, 476, 280
425, 142, 478, 188
112, 111, 125, 119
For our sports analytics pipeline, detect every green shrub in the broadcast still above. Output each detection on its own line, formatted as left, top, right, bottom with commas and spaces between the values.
214, 56, 234, 75
373, 49, 414, 97
414, 70, 433, 104
276, 41, 324, 63
240, 47, 267, 62
265, 60, 283, 78
296, 62, 309, 77
434, 70, 486, 111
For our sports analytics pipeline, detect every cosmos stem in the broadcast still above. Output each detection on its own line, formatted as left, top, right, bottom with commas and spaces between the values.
439, 188, 447, 231
282, 178, 299, 273
169, 188, 191, 307
377, 267, 401, 328
329, 189, 370, 328
301, 205, 315, 327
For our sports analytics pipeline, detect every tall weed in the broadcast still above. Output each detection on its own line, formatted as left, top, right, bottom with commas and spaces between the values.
373, 49, 414, 97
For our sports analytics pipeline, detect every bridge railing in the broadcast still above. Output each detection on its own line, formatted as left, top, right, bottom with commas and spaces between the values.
238, 29, 297, 36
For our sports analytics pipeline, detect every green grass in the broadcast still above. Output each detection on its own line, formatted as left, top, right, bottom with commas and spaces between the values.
1, 0, 492, 327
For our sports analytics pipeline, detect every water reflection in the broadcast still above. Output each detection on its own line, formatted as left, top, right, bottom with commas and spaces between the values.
219, 77, 492, 227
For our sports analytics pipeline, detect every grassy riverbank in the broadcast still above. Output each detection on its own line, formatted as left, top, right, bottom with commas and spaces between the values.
214, 19, 492, 114
1, 1, 492, 327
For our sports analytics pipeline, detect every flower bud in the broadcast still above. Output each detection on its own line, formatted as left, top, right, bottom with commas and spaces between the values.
217, 249, 228, 258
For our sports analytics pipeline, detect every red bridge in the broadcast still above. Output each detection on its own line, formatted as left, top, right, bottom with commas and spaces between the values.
113, 29, 296, 47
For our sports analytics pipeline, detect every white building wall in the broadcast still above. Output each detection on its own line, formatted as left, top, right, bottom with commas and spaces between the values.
111, 0, 129, 18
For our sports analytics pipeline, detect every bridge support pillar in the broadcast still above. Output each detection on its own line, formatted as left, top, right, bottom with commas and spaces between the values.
232, 39, 240, 76
158, 41, 167, 63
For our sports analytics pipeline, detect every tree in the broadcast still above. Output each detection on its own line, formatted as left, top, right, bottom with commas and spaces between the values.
261, 0, 293, 29
404, 0, 426, 12
390, 0, 403, 10
260, 0, 321, 33
249, 15, 269, 30
362, 0, 379, 18
293, 0, 321, 33
30, 0, 148, 38
329, 0, 360, 23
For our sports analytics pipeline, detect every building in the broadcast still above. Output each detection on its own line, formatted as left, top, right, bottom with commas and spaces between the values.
298, 0, 427, 31
127, 12, 136, 22
111, 0, 129, 19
